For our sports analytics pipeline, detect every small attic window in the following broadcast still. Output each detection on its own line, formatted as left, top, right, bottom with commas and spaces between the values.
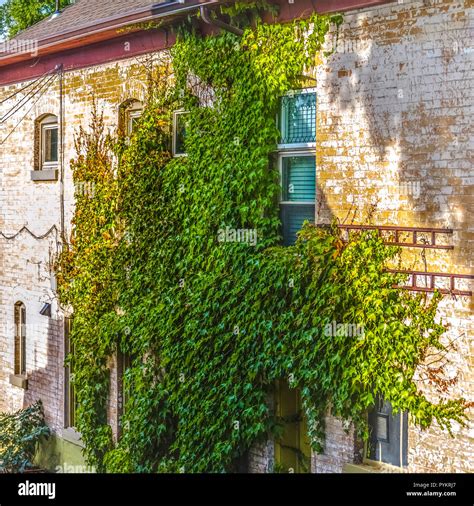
38, 114, 59, 169
31, 114, 60, 181
119, 99, 143, 138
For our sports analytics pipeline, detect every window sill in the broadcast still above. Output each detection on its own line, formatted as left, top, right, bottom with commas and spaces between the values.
277, 142, 316, 151
31, 169, 58, 181
61, 427, 84, 448
343, 460, 405, 473
9, 374, 28, 389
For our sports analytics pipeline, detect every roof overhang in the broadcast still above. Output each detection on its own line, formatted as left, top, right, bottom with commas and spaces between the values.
0, 0, 393, 85
0, 0, 224, 67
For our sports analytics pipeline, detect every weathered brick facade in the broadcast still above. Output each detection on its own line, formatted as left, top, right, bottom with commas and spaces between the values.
0, 55, 157, 457
313, 0, 473, 473
0, 0, 472, 472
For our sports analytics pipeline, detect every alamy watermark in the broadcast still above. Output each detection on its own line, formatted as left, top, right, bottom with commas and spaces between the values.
75, 181, 96, 198
18, 481, 55, 500
324, 321, 365, 338
0, 39, 38, 57
55, 463, 96, 473
217, 226, 258, 246
399, 181, 421, 198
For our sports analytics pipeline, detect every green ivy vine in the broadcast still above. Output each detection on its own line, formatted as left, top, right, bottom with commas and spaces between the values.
56, 8, 466, 473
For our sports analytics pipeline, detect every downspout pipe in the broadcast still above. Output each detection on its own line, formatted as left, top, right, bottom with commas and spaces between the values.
58, 63, 66, 244
200, 6, 244, 36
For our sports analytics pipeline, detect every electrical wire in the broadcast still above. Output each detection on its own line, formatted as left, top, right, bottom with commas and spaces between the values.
0, 72, 48, 106
0, 75, 50, 123
0, 68, 58, 123
0, 225, 58, 240
0, 73, 57, 145
0, 67, 62, 242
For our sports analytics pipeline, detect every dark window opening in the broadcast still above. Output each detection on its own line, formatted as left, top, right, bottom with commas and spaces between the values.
173, 110, 189, 156
117, 351, 133, 437
64, 318, 77, 428
368, 398, 408, 467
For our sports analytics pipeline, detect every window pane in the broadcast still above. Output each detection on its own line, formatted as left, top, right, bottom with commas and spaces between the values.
21, 306, 26, 375
44, 127, 58, 163
64, 318, 76, 428
282, 156, 315, 202
14, 303, 26, 375
368, 399, 408, 466
127, 110, 142, 136
14, 305, 21, 375
174, 112, 189, 155
280, 204, 315, 246
280, 92, 316, 144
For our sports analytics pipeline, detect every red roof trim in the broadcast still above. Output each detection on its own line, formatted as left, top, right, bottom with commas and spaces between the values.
0, 30, 175, 86
0, 0, 394, 86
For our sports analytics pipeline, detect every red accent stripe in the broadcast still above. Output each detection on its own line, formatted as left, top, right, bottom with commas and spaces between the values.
0, 30, 174, 86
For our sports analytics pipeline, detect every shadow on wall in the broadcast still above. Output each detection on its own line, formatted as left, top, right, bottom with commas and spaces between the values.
21, 312, 85, 471
321, 2, 471, 271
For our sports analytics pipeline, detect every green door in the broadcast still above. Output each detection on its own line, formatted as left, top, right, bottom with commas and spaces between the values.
274, 380, 311, 473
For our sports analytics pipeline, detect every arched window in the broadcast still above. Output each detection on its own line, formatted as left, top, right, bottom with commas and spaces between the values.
34, 114, 58, 170
119, 100, 143, 137
14, 302, 26, 376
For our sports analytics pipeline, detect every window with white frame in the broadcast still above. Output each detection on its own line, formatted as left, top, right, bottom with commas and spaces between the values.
125, 101, 143, 137
278, 88, 316, 245
40, 114, 58, 169
172, 110, 189, 156
118, 99, 143, 141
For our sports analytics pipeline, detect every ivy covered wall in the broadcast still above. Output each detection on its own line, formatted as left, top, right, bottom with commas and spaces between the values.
55, 7, 467, 473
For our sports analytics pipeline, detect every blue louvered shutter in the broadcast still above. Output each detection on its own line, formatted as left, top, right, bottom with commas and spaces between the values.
280, 204, 315, 246
281, 155, 315, 245
282, 156, 316, 202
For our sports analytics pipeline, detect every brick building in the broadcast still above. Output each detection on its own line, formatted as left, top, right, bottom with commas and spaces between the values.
0, 0, 472, 472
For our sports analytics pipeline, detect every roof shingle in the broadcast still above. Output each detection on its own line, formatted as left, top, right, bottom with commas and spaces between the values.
14, 0, 169, 42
